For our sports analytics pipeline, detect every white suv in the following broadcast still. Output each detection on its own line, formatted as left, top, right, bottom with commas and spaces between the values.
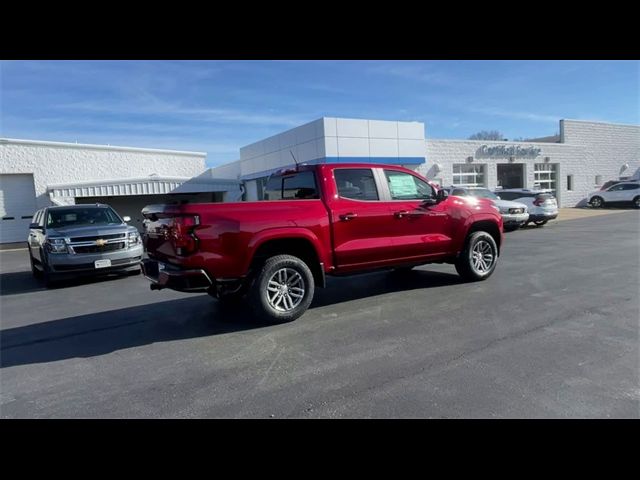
494, 189, 558, 227
587, 182, 640, 209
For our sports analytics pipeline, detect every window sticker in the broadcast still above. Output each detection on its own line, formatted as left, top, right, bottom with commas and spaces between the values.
389, 174, 418, 197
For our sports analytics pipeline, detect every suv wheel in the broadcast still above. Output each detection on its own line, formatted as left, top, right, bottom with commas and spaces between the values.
590, 196, 604, 208
248, 254, 315, 323
455, 231, 498, 282
633, 196, 640, 209
29, 251, 42, 278
534, 220, 548, 226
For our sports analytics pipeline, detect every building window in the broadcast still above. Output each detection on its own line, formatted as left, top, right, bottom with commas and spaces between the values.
567, 175, 574, 191
452, 164, 486, 187
256, 177, 268, 200
595, 175, 603, 187
534, 163, 557, 194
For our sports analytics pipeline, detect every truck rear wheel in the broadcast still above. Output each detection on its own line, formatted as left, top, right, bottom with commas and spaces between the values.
455, 231, 498, 282
249, 254, 315, 323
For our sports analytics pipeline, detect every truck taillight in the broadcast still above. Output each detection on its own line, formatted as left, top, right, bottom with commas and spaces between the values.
169, 215, 200, 255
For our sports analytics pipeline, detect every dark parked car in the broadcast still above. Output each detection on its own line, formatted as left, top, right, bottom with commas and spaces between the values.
28, 204, 143, 286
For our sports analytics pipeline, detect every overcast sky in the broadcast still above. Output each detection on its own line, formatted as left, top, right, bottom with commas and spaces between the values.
2, 60, 638, 167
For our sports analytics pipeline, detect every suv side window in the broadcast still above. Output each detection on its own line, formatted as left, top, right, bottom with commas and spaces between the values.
608, 184, 626, 191
497, 192, 515, 200
334, 169, 379, 201
264, 171, 319, 200
384, 170, 434, 200
622, 183, 640, 190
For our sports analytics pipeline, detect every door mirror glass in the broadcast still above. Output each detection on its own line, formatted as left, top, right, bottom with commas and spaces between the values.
436, 189, 449, 202
123, 216, 131, 222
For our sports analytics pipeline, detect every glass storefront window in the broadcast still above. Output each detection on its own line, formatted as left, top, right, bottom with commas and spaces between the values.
452, 164, 486, 187
534, 163, 557, 194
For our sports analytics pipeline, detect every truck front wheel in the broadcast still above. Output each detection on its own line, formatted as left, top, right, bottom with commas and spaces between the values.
249, 254, 315, 323
455, 231, 498, 282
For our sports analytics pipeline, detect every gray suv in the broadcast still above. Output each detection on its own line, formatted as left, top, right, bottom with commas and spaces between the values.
28, 204, 143, 286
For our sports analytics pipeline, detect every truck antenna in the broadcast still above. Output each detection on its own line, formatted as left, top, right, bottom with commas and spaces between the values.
289, 150, 299, 170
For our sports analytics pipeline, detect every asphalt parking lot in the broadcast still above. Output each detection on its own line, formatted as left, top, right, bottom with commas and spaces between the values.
1, 212, 638, 418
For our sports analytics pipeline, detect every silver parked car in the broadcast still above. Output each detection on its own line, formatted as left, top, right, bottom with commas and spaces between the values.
28, 204, 143, 287
446, 186, 529, 231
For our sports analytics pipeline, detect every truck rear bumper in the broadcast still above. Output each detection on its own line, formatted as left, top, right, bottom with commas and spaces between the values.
141, 258, 213, 293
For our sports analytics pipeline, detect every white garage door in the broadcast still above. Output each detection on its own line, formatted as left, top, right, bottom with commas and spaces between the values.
0, 174, 38, 244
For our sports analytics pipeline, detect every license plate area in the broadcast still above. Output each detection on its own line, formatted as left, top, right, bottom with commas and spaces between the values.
95, 259, 112, 269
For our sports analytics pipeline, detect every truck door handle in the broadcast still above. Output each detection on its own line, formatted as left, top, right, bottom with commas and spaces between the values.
339, 212, 358, 221
394, 210, 409, 218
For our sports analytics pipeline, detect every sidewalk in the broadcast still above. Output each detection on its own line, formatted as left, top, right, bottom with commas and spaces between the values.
554, 207, 633, 222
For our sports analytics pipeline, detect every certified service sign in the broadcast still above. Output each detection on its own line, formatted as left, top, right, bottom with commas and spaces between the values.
476, 144, 542, 158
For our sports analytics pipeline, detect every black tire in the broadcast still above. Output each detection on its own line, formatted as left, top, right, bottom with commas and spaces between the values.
42, 266, 58, 288
590, 196, 604, 208
29, 251, 42, 278
248, 254, 315, 324
633, 196, 640, 209
534, 220, 548, 226
455, 231, 498, 282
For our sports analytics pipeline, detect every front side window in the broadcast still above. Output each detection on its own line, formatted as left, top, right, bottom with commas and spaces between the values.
608, 184, 626, 192
384, 170, 434, 200
263, 170, 319, 200
46, 207, 122, 228
453, 164, 486, 187
334, 168, 379, 201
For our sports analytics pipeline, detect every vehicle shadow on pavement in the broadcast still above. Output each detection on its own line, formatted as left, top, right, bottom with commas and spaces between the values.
0, 271, 47, 296
0, 269, 461, 368
0, 270, 139, 296
311, 269, 462, 308
0, 295, 262, 368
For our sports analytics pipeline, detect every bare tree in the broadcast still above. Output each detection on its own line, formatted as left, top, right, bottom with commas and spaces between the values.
468, 130, 505, 141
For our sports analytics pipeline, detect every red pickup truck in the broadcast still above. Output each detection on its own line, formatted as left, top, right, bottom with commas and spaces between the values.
141, 163, 504, 323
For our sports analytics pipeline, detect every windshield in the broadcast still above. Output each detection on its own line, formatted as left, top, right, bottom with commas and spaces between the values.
46, 207, 122, 228
467, 189, 499, 200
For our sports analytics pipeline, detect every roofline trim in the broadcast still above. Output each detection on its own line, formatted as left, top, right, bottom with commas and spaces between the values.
0, 138, 207, 157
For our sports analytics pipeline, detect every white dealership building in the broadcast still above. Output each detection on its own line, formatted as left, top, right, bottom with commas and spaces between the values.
0, 139, 242, 243
1, 117, 638, 244
210, 118, 640, 209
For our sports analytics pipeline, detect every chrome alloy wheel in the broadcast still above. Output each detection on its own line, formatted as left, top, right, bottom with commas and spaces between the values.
471, 240, 495, 274
266, 268, 306, 312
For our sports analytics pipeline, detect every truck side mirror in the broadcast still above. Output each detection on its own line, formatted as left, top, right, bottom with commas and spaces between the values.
123, 216, 131, 222
436, 189, 449, 203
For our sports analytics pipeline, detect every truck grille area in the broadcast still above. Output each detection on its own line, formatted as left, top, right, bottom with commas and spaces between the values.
69, 233, 126, 242
73, 242, 126, 254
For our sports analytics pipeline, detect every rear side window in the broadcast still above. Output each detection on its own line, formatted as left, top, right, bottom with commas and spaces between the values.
334, 169, 379, 200
264, 171, 319, 200
621, 183, 640, 190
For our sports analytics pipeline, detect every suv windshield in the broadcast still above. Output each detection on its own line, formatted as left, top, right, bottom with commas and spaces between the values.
46, 207, 122, 228
467, 189, 499, 200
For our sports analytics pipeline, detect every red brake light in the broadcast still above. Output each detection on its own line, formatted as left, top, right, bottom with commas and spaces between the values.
169, 215, 200, 255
